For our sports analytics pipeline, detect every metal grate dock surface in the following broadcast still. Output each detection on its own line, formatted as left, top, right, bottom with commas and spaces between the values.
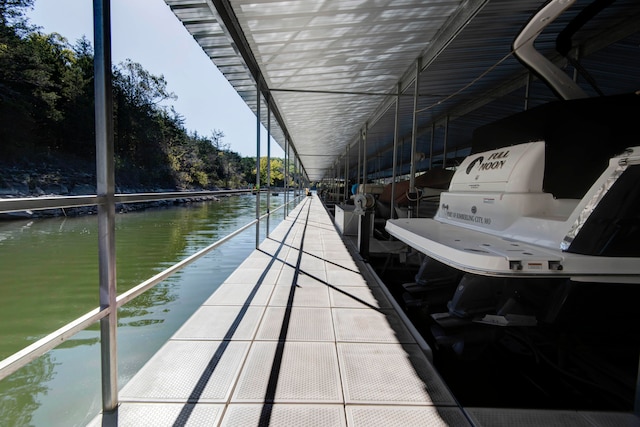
89, 195, 640, 426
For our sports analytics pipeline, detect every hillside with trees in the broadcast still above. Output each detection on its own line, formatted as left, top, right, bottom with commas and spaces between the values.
0, 0, 289, 196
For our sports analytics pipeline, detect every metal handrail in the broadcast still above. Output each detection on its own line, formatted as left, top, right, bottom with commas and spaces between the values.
0, 195, 101, 214
0, 189, 253, 214
0, 307, 107, 381
0, 193, 301, 382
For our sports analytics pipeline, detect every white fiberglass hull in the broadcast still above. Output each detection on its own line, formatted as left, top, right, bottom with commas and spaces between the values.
386, 142, 640, 284
386, 217, 640, 283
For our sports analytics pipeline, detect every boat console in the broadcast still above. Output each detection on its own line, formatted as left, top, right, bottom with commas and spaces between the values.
386, 141, 640, 283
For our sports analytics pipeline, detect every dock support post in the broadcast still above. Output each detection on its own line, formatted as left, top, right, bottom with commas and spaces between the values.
344, 146, 349, 202
429, 123, 435, 170
443, 115, 449, 169
391, 83, 400, 219
409, 58, 421, 218
255, 81, 261, 249
284, 138, 288, 216
266, 98, 271, 236
361, 126, 367, 189
357, 133, 362, 191
94, 0, 118, 413
335, 164, 339, 202
294, 157, 298, 198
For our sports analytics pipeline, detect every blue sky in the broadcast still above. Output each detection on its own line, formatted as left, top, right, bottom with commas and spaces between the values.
27, 0, 283, 158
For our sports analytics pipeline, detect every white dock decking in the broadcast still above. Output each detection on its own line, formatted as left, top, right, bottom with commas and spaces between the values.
90, 195, 640, 426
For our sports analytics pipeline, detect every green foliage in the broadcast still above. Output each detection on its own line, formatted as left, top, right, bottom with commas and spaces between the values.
0, 3, 283, 191
258, 157, 286, 187
0, 0, 34, 31
246, 157, 294, 187
240, 156, 257, 184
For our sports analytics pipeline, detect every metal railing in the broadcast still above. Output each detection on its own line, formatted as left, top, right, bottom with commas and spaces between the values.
0, 190, 302, 397
0, 189, 252, 215
0, 0, 309, 416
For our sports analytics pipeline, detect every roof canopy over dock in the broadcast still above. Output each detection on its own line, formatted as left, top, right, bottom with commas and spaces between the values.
164, 0, 640, 183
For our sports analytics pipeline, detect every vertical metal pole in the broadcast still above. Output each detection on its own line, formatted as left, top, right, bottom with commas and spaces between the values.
361, 126, 367, 189
298, 159, 302, 196
266, 99, 271, 236
336, 164, 340, 201
292, 155, 295, 198
284, 138, 289, 216
94, 0, 117, 413
429, 123, 435, 170
357, 134, 361, 193
298, 158, 301, 197
293, 156, 297, 198
359, 125, 369, 257
390, 83, 400, 220
409, 59, 420, 191
339, 163, 342, 199
344, 147, 348, 202
443, 115, 449, 169
255, 82, 261, 248
409, 59, 421, 218
339, 159, 343, 202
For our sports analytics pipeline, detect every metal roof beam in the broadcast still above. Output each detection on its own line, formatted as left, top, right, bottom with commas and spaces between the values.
200, 0, 300, 162
363, 0, 489, 150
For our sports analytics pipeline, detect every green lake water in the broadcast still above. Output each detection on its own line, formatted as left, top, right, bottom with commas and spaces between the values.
0, 193, 294, 426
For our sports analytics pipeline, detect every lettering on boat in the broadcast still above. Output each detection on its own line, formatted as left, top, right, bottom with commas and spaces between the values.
446, 210, 492, 225
465, 150, 510, 174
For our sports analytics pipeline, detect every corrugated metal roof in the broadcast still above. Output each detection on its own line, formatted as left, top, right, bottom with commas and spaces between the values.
165, 0, 640, 182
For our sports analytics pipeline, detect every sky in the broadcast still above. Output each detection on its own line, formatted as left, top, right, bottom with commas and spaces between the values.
26, 0, 283, 158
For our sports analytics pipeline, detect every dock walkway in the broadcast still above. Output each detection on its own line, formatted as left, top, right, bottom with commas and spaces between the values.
90, 194, 640, 426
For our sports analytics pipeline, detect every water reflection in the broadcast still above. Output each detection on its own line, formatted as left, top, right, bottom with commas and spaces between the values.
118, 281, 179, 325
0, 353, 54, 426
0, 194, 290, 426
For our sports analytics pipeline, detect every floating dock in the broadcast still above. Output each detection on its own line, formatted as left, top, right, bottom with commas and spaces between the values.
90, 195, 640, 426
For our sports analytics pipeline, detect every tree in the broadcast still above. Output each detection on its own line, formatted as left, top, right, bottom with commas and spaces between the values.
256, 157, 285, 187
113, 59, 176, 109
58, 36, 95, 157
112, 59, 177, 184
0, 0, 41, 156
270, 158, 285, 186
27, 32, 77, 124
0, 0, 34, 32
0, 2, 261, 191
241, 157, 257, 185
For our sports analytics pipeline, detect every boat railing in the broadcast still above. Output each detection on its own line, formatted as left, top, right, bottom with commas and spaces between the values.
0, 189, 303, 399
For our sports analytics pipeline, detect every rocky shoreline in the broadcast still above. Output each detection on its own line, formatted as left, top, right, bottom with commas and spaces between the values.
0, 162, 228, 220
